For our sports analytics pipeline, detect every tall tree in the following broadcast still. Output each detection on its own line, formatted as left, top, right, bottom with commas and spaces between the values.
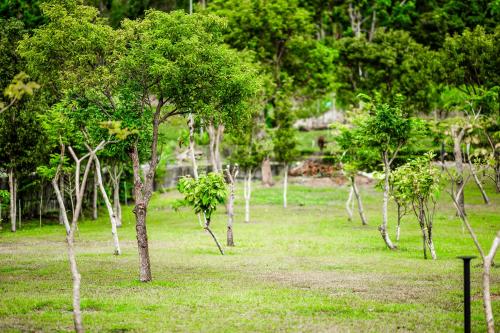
116, 10, 260, 281
440, 26, 500, 214
354, 95, 413, 249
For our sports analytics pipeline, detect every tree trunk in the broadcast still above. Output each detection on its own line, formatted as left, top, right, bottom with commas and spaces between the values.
59, 174, 65, 225
39, 184, 43, 228
67, 227, 84, 333
208, 122, 217, 173
244, 169, 252, 223
188, 114, 203, 227
188, 113, 199, 179
261, 157, 273, 187
346, 185, 354, 222
380, 153, 396, 249
94, 156, 121, 255
214, 125, 224, 173
466, 144, 490, 204
427, 231, 437, 260
109, 164, 123, 228
114, 183, 122, 227
452, 127, 465, 214
483, 231, 499, 333
351, 176, 367, 225
421, 225, 428, 259
283, 163, 288, 208
134, 203, 151, 281
92, 171, 98, 220
204, 216, 224, 255
225, 166, 238, 247
470, 164, 489, 204
52, 178, 71, 234
130, 143, 154, 282
65, 145, 96, 333
396, 203, 402, 241
8, 169, 16, 232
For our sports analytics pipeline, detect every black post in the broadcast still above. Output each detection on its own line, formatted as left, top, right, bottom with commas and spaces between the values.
457, 256, 476, 333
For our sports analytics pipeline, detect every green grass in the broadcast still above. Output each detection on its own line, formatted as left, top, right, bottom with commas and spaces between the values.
0, 179, 498, 332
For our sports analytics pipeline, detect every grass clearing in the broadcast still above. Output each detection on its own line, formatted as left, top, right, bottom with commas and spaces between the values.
0, 179, 498, 332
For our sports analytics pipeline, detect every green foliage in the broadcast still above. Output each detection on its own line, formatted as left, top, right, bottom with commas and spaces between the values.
332, 121, 379, 175
0, 189, 9, 209
209, 0, 336, 105
442, 26, 500, 90
335, 30, 439, 112
272, 127, 298, 164
391, 152, 442, 207
354, 95, 413, 159
177, 173, 227, 220
0, 0, 45, 29
36, 153, 72, 180
2, 72, 40, 104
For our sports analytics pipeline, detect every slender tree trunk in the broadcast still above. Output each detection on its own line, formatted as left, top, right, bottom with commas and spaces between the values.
351, 176, 367, 225
483, 231, 499, 333
380, 153, 396, 249
204, 216, 224, 255
451, 193, 486, 259
39, 184, 43, 228
110, 164, 123, 227
427, 228, 437, 260
346, 185, 354, 222
188, 114, 199, 179
114, 184, 122, 227
65, 145, 96, 333
18, 199, 21, 229
283, 163, 288, 208
52, 178, 71, 234
67, 226, 83, 333
92, 172, 98, 220
214, 125, 224, 173
396, 203, 402, 241
93, 156, 121, 255
188, 114, 203, 227
244, 169, 252, 223
452, 127, 465, 214
419, 204, 428, 259
421, 226, 428, 259
208, 122, 217, 173
470, 164, 490, 204
59, 174, 65, 225
467, 144, 490, 204
225, 166, 238, 246
261, 157, 273, 187
8, 169, 16, 232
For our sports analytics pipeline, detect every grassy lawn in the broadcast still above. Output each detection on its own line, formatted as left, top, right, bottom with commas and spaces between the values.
0, 178, 498, 332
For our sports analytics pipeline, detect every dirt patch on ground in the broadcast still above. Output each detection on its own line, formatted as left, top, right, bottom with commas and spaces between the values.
288, 159, 375, 187
290, 175, 374, 187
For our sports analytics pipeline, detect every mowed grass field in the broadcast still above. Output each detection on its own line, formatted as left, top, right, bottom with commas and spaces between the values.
0, 178, 498, 332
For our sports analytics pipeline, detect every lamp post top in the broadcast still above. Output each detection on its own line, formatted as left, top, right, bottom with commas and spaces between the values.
457, 255, 477, 260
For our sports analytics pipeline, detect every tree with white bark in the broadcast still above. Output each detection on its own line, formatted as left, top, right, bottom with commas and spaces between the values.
225, 164, 239, 246
354, 94, 413, 249
445, 169, 499, 333
391, 153, 442, 259
21, 3, 259, 282
333, 121, 378, 226
228, 126, 266, 223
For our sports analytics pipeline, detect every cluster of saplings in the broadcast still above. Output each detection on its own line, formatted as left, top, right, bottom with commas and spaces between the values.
0, 0, 499, 332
